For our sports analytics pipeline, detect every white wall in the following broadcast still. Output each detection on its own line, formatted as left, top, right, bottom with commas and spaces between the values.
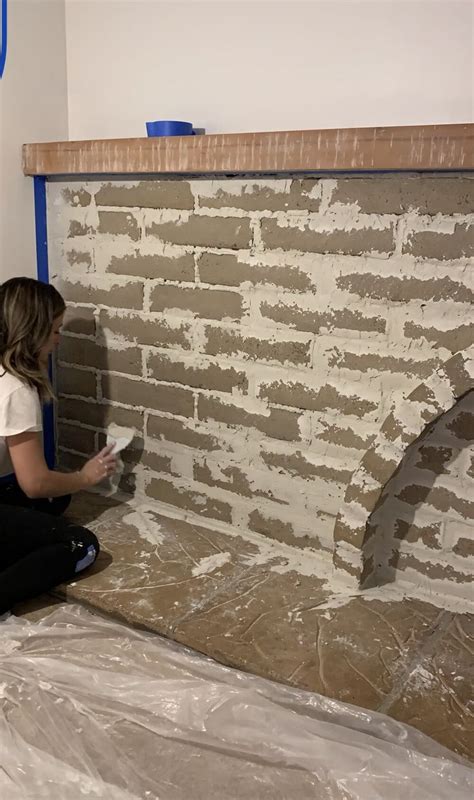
0, 0, 68, 281
0, 0, 471, 284
66, 0, 473, 141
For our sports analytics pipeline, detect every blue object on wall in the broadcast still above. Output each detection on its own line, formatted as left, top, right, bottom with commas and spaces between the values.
146, 120, 195, 137
0, 0, 7, 78
34, 176, 56, 470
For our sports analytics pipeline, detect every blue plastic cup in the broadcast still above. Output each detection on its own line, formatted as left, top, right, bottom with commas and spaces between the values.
146, 120, 195, 137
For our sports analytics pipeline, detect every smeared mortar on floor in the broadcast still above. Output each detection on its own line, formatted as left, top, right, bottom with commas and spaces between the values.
118, 498, 474, 615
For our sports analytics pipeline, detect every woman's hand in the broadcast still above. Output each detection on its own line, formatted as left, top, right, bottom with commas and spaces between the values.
80, 444, 118, 487
8, 434, 119, 498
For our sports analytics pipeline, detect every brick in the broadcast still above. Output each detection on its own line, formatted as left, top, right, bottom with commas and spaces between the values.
95, 181, 194, 209
316, 421, 376, 451
150, 285, 243, 320
331, 176, 474, 215
261, 450, 352, 484
194, 461, 254, 497
360, 450, 398, 482
395, 552, 470, 583
261, 219, 395, 255
68, 220, 94, 238
198, 395, 302, 442
336, 273, 474, 304
103, 346, 144, 376
444, 352, 473, 397
204, 326, 311, 366
145, 478, 232, 523
404, 322, 474, 353
101, 374, 194, 417
344, 481, 381, 513
66, 250, 92, 268
333, 551, 359, 578
98, 211, 140, 241
248, 509, 312, 548
260, 301, 386, 335
57, 422, 96, 454
58, 397, 144, 431
198, 179, 321, 212
142, 450, 173, 474
396, 484, 473, 519
381, 412, 415, 445
60, 279, 144, 310
198, 252, 312, 291
147, 414, 220, 451
453, 537, 474, 558
334, 519, 361, 546
259, 381, 378, 417
107, 250, 195, 281
328, 349, 439, 379
62, 187, 92, 208
58, 449, 84, 472
147, 352, 248, 393
403, 224, 473, 259
194, 460, 286, 504
415, 445, 453, 474
409, 385, 438, 405
446, 411, 474, 442
57, 366, 97, 399
147, 215, 251, 249
62, 306, 96, 337
59, 337, 142, 376
393, 519, 442, 549
99, 310, 192, 349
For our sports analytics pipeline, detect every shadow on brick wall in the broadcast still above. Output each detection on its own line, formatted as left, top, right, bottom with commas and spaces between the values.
363, 390, 473, 589
55, 315, 144, 500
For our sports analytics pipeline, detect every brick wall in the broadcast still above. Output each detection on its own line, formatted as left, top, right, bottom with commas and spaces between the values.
47, 174, 473, 595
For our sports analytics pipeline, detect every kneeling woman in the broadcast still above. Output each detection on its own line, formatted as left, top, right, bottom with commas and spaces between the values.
0, 277, 117, 614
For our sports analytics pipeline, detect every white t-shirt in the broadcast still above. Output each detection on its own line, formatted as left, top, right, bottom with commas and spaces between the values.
0, 370, 43, 478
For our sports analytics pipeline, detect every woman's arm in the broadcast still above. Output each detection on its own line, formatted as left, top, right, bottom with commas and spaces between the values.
7, 431, 117, 498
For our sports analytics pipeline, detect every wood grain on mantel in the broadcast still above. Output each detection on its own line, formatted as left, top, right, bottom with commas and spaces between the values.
23, 124, 473, 176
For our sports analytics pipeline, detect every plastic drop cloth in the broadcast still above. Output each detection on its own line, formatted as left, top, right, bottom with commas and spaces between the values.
0, 604, 471, 800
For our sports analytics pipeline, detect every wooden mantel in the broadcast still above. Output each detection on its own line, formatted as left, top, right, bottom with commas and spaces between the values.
23, 123, 473, 176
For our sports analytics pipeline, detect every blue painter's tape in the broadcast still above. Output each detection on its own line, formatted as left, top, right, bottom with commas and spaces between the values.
146, 120, 195, 137
34, 177, 49, 281
34, 176, 56, 470
0, 0, 7, 79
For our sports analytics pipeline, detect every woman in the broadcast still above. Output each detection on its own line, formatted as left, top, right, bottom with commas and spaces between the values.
0, 277, 117, 614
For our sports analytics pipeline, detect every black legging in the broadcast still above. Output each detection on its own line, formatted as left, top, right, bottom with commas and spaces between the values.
0, 482, 100, 614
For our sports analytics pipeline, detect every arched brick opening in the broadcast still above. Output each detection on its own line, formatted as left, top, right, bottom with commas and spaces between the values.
333, 346, 473, 587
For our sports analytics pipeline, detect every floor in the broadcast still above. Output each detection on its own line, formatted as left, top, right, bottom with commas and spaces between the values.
16, 492, 474, 762
6, 601, 470, 800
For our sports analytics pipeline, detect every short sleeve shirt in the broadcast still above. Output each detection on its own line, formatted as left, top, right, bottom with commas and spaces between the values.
0, 371, 42, 477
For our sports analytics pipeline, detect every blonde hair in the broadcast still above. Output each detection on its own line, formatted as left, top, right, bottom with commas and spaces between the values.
0, 277, 66, 401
